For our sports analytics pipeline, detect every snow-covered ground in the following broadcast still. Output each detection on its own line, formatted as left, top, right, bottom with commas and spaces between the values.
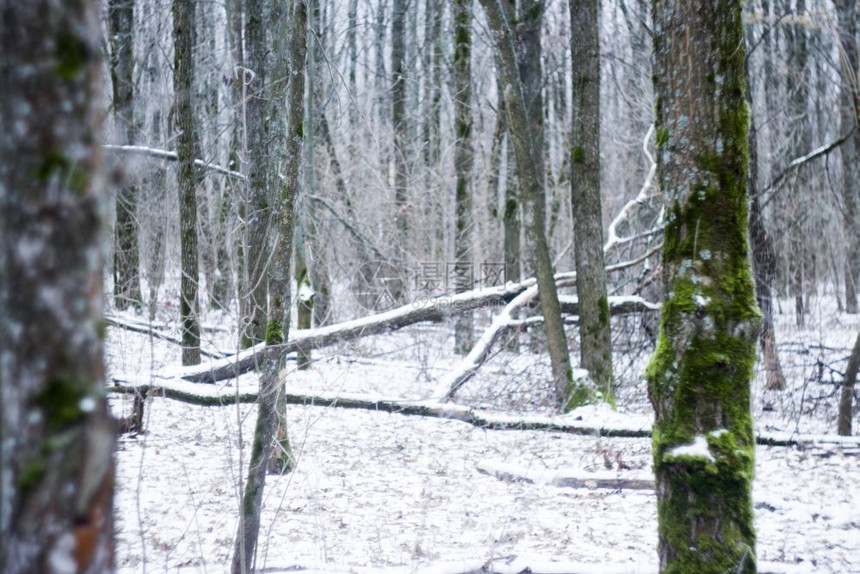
107, 291, 860, 573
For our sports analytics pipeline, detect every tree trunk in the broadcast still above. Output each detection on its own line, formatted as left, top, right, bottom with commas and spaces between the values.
745, 20, 786, 392
836, 0, 860, 314
240, 0, 271, 348
503, 133, 521, 285
647, 0, 759, 571
174, 0, 202, 366
391, 0, 409, 259
787, 0, 809, 328
569, 0, 613, 405
453, 0, 474, 354
838, 332, 860, 436
0, 0, 115, 570
108, 0, 143, 311
231, 3, 305, 571
479, 0, 574, 408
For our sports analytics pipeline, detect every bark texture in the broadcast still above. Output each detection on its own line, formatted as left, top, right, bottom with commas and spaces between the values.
836, 0, 860, 314
231, 2, 306, 572
480, 0, 574, 407
240, 0, 272, 347
174, 0, 202, 365
392, 0, 409, 257
569, 0, 613, 406
0, 0, 115, 570
646, 0, 760, 571
453, 0, 474, 354
838, 332, 859, 436
108, 0, 143, 311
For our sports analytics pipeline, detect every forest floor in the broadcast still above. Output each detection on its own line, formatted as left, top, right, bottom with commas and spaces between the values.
107, 288, 860, 573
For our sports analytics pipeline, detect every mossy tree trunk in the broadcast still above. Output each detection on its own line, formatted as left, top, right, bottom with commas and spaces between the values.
174, 0, 202, 366
838, 331, 859, 436
240, 0, 272, 348
836, 0, 860, 314
231, 2, 306, 572
0, 0, 116, 570
569, 0, 613, 406
108, 0, 143, 312
646, 0, 760, 572
453, 0, 474, 354
479, 0, 575, 408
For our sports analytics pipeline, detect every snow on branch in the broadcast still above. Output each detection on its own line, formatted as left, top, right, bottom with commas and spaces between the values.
604, 124, 661, 254
759, 127, 856, 209
103, 144, 245, 180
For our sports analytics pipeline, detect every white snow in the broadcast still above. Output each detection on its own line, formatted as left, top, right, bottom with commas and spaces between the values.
106, 287, 860, 573
666, 435, 714, 462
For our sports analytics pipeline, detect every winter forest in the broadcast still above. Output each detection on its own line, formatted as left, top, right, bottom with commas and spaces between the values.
1, 0, 860, 572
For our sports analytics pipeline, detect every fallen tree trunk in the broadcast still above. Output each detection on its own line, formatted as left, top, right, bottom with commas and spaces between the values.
170, 276, 660, 384
106, 380, 860, 448
105, 315, 227, 359
476, 460, 654, 490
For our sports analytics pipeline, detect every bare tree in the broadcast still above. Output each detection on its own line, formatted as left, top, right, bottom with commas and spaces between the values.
569, 0, 613, 403
453, 0, 475, 354
479, 0, 575, 408
174, 0, 202, 365
231, 1, 306, 572
241, 0, 273, 347
836, 0, 860, 313
838, 332, 859, 436
647, 0, 759, 570
392, 0, 409, 258
0, 0, 115, 570
108, 0, 143, 311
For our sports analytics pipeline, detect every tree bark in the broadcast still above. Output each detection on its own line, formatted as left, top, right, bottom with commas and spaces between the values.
838, 332, 859, 436
231, 2, 305, 570
391, 0, 409, 259
569, 0, 614, 406
647, 0, 759, 571
836, 0, 860, 314
174, 0, 202, 366
745, 21, 786, 392
453, 0, 474, 354
479, 0, 574, 409
108, 0, 143, 311
0, 0, 115, 570
240, 0, 271, 348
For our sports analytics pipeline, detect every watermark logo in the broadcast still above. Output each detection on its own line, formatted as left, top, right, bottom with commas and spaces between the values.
351, 260, 508, 312
350, 261, 405, 311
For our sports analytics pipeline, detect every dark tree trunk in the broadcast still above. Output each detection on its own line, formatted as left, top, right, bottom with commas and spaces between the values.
569, 0, 613, 405
836, 0, 860, 314
240, 0, 271, 348
647, 0, 759, 571
174, 0, 202, 366
391, 0, 409, 259
479, 0, 574, 408
838, 332, 860, 436
108, 0, 143, 311
503, 132, 521, 285
0, 0, 116, 570
745, 20, 786, 392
